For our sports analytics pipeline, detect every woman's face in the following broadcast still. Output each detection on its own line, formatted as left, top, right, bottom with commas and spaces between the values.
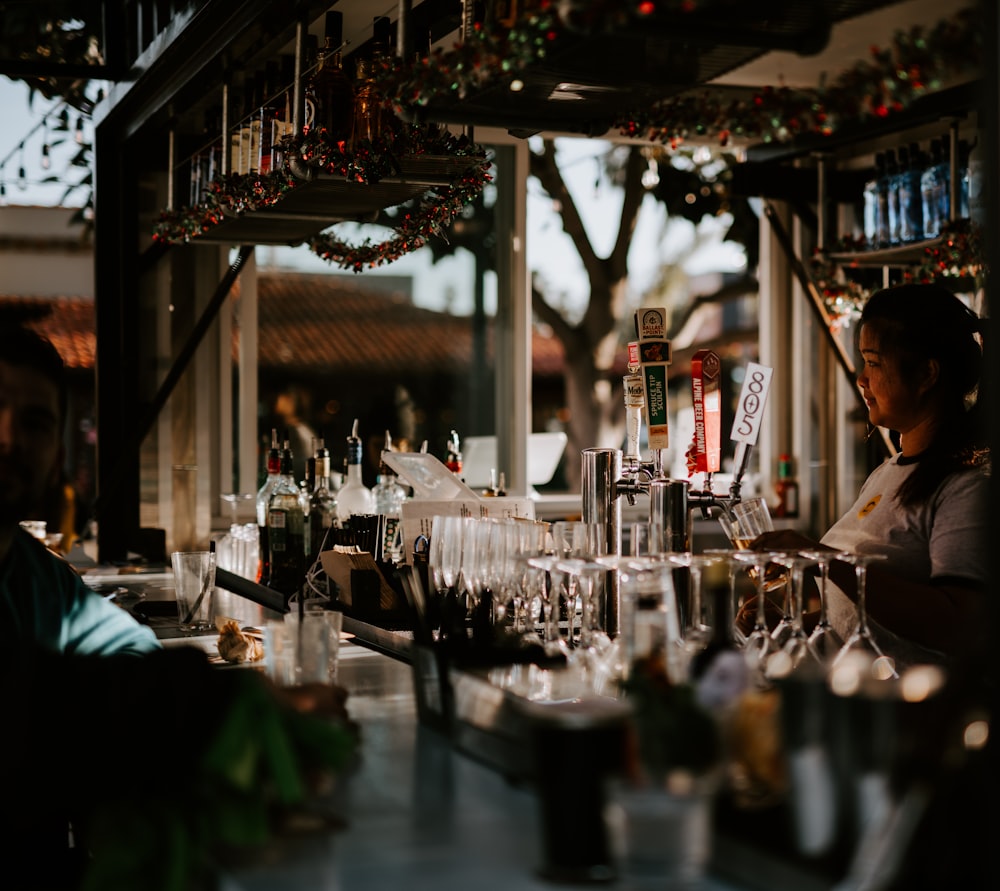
856, 326, 924, 433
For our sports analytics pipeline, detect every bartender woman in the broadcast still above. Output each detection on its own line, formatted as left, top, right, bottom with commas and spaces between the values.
755, 283, 990, 668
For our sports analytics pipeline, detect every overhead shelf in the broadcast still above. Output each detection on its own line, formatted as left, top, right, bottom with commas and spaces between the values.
184, 153, 479, 246
826, 236, 943, 268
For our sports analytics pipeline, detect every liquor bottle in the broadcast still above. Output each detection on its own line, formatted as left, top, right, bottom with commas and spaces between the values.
373, 431, 407, 563
310, 11, 355, 145
688, 557, 748, 701
270, 55, 297, 171
267, 438, 307, 602
255, 428, 281, 584
445, 429, 463, 478
237, 79, 256, 175
257, 62, 279, 174
874, 152, 890, 248
248, 71, 264, 175
884, 149, 900, 245
228, 87, 244, 175
351, 16, 391, 148
862, 160, 879, 246
896, 144, 923, 243
336, 419, 375, 524
308, 452, 338, 563
921, 139, 943, 239
774, 453, 799, 519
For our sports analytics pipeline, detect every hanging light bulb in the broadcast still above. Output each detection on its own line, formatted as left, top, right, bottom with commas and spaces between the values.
75, 115, 85, 144
58, 107, 70, 129
17, 142, 26, 189
41, 142, 51, 170
0, 172, 7, 206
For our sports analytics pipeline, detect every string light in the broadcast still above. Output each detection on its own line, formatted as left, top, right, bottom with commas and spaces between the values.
75, 115, 85, 144
17, 143, 26, 188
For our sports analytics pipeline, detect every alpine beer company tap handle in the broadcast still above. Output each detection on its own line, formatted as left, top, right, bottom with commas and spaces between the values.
729, 361, 774, 504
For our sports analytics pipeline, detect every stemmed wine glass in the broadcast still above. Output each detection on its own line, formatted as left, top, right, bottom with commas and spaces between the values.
666, 552, 723, 656
730, 549, 785, 671
799, 548, 847, 665
832, 552, 897, 679
767, 552, 821, 676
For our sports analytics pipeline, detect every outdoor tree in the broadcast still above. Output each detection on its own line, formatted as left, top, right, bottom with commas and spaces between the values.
529, 138, 758, 490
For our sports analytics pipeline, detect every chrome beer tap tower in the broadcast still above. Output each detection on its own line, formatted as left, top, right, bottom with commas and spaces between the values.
581, 308, 773, 637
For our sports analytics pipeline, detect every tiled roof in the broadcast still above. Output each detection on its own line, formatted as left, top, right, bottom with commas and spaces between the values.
1, 275, 567, 376
255, 272, 565, 376
0, 295, 95, 370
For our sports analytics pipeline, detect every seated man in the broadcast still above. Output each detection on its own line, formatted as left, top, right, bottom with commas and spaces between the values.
0, 324, 159, 655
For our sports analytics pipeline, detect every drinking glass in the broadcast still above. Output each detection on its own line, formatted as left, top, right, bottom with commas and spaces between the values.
551, 521, 602, 649
832, 552, 897, 679
767, 553, 821, 676
527, 554, 567, 657
666, 552, 723, 655
799, 548, 847, 665
730, 549, 785, 670
171, 550, 216, 631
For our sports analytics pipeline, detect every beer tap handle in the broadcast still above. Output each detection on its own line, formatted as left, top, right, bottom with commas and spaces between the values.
728, 362, 774, 505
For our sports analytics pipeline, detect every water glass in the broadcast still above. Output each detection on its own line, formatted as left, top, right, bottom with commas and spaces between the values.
171, 550, 216, 630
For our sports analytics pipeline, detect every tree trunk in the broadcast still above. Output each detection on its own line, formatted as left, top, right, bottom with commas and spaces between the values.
530, 140, 647, 493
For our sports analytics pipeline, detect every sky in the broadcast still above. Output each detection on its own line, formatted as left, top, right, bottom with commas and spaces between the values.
0, 75, 746, 315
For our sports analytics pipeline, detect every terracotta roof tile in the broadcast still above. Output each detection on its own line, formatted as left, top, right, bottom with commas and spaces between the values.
0, 295, 95, 369
1, 275, 566, 377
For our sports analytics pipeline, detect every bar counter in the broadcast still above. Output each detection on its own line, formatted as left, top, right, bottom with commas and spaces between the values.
219, 639, 744, 891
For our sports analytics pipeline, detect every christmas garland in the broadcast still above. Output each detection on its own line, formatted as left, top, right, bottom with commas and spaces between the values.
810, 219, 985, 328
309, 156, 493, 273
152, 123, 491, 270
618, 8, 980, 147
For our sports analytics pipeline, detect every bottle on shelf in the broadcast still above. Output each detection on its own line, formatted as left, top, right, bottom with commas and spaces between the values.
310, 10, 355, 146
373, 431, 407, 563
862, 159, 879, 247
336, 419, 375, 524
957, 138, 972, 220
896, 143, 923, 243
270, 55, 297, 171
351, 16, 392, 148
257, 62, 279, 174
773, 453, 800, 519
228, 86, 244, 176
874, 152, 890, 249
308, 434, 338, 566
255, 427, 281, 585
267, 436, 307, 602
921, 139, 943, 240
884, 149, 900, 246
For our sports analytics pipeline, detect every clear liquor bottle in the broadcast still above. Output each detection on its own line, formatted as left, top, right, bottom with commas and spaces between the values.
373, 431, 407, 563
336, 419, 375, 524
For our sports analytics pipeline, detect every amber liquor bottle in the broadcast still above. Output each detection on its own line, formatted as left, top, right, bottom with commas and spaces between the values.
310, 11, 355, 146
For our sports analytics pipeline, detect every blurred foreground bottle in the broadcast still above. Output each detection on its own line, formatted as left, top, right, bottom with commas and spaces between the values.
336, 419, 375, 524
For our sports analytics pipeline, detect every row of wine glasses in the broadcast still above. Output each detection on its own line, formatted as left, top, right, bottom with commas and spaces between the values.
423, 505, 897, 686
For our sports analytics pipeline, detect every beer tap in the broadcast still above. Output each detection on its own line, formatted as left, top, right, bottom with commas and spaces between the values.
581, 307, 773, 636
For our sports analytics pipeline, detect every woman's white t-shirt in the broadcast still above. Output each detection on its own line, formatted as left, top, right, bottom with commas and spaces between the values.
819, 453, 989, 667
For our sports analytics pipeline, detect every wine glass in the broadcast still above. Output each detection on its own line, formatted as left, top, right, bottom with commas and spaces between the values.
551, 521, 601, 649
766, 552, 821, 677
832, 552, 897, 680
799, 548, 847, 665
730, 549, 785, 671
527, 554, 568, 657
666, 552, 723, 656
